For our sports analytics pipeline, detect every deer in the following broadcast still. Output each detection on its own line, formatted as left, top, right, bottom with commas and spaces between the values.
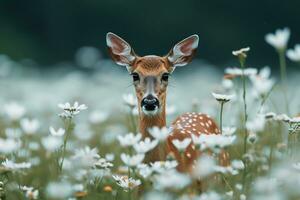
106, 32, 229, 172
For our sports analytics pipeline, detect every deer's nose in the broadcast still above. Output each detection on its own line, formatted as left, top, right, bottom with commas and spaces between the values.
141, 95, 159, 111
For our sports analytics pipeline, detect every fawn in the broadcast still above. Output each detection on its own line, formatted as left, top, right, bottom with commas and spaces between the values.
106, 32, 229, 171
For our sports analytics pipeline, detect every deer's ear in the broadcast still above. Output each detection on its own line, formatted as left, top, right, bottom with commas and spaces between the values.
106, 32, 136, 68
167, 34, 199, 69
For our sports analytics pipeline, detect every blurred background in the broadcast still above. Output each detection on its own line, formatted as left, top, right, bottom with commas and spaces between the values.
1, 0, 300, 68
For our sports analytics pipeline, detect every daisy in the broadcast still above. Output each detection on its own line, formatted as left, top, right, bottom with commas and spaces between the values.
231, 160, 245, 170
222, 126, 236, 136
49, 126, 65, 137
249, 66, 275, 97
58, 101, 87, 118
171, 138, 191, 152
133, 137, 158, 153
154, 170, 191, 190
20, 118, 40, 134
232, 47, 250, 58
117, 132, 142, 147
265, 28, 290, 50
112, 175, 141, 191
287, 44, 300, 62
72, 146, 100, 167
225, 67, 257, 77
94, 158, 113, 169
21, 186, 39, 200
137, 164, 153, 178
2, 159, 31, 170
212, 92, 234, 103
192, 155, 216, 179
120, 153, 145, 167
148, 126, 171, 141
193, 134, 236, 151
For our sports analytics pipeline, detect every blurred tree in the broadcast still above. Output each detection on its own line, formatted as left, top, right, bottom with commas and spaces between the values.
0, 0, 299, 68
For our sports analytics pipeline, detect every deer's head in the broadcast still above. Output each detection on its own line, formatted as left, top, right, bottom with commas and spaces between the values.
106, 32, 199, 116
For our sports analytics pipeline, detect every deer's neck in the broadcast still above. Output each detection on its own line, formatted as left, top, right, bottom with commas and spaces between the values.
138, 102, 166, 138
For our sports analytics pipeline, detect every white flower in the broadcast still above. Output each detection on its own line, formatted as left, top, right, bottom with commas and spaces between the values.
232, 160, 245, 170
214, 165, 237, 176
41, 136, 63, 152
120, 153, 144, 167
3, 102, 26, 121
49, 126, 65, 137
287, 44, 300, 62
193, 134, 236, 152
72, 147, 100, 168
20, 118, 40, 134
232, 47, 250, 58
112, 175, 141, 191
265, 28, 290, 50
122, 93, 137, 107
222, 126, 236, 136
148, 126, 171, 141
0, 138, 21, 154
94, 158, 113, 169
154, 170, 191, 190
225, 67, 257, 77
235, 183, 243, 191
249, 66, 275, 97
105, 153, 115, 161
46, 181, 73, 199
164, 160, 178, 170
58, 101, 87, 118
2, 159, 31, 170
150, 162, 166, 174
212, 92, 234, 103
117, 132, 142, 147
240, 194, 246, 200
133, 137, 158, 153
21, 186, 39, 200
137, 164, 153, 178
274, 114, 291, 122
192, 155, 216, 179
150, 160, 178, 174
171, 138, 191, 152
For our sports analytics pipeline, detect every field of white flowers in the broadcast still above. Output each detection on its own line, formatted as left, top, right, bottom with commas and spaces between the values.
0, 28, 300, 200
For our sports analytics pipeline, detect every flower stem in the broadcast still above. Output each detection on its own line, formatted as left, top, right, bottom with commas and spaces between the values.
268, 122, 274, 170
59, 118, 73, 172
278, 49, 287, 85
220, 102, 224, 134
240, 59, 248, 193
278, 49, 290, 114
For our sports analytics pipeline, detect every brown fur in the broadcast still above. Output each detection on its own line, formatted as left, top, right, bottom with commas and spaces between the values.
107, 33, 229, 171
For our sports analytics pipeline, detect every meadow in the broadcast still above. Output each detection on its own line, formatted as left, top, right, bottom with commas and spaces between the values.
0, 28, 300, 200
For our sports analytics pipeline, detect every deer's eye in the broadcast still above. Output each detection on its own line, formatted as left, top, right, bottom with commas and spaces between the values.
161, 73, 169, 82
131, 72, 140, 82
